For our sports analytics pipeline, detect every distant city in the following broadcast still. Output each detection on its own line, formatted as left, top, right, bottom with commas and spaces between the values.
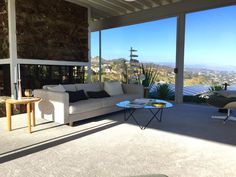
91, 56, 236, 86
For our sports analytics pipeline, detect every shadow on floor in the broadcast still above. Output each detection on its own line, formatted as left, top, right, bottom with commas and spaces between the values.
108, 104, 236, 146
12, 121, 55, 131
0, 120, 122, 164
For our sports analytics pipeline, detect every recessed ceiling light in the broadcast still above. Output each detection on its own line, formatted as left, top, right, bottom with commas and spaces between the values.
124, 0, 136, 2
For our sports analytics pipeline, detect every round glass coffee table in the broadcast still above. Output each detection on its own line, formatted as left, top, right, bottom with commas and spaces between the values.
116, 99, 173, 130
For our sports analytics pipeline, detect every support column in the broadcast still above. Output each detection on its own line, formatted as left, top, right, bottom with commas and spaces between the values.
99, 30, 102, 82
175, 14, 185, 103
8, 0, 17, 98
87, 7, 92, 83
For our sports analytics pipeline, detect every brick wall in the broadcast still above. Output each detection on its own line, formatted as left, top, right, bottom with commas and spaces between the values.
16, 0, 88, 62
0, 0, 9, 59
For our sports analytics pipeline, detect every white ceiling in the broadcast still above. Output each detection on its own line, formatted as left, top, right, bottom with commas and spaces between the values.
67, 0, 236, 31
75, 0, 182, 21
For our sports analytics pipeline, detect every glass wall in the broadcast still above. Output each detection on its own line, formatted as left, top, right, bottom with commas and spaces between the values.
20, 64, 85, 93
184, 5, 236, 103
0, 64, 10, 96
91, 18, 177, 100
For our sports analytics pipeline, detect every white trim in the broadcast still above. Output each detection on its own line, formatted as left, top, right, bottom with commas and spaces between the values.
8, 0, 17, 98
175, 14, 185, 104
17, 59, 89, 66
99, 30, 102, 82
87, 6, 92, 83
0, 59, 10, 64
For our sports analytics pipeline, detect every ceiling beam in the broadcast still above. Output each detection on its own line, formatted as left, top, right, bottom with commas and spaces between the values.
101, 0, 133, 13
136, 0, 153, 8
116, 0, 142, 11
76, 0, 121, 16
91, 8, 111, 20
129, 1, 145, 10
147, 0, 161, 7
91, 0, 236, 31
161, 0, 171, 5
88, 0, 127, 14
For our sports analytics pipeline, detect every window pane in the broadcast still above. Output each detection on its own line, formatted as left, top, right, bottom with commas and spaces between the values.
0, 64, 10, 96
184, 5, 236, 103
20, 64, 85, 92
91, 31, 100, 82
100, 18, 177, 99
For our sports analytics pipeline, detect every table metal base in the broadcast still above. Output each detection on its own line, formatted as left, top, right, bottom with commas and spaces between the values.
124, 108, 163, 130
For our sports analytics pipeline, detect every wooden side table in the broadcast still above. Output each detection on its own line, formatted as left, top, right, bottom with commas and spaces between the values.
5, 97, 41, 133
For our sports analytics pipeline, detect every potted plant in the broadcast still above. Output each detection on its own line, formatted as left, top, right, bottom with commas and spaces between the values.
140, 64, 158, 98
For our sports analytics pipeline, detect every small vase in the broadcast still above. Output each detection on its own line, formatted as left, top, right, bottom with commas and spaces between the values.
18, 80, 22, 100
24, 89, 33, 97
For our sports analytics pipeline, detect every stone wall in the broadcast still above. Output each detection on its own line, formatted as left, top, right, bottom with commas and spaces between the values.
16, 0, 88, 62
0, 0, 9, 59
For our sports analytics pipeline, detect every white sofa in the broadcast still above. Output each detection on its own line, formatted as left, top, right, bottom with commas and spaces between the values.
34, 83, 143, 126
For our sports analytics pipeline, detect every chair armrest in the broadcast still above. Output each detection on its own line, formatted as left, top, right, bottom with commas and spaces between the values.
122, 84, 144, 96
33, 89, 69, 124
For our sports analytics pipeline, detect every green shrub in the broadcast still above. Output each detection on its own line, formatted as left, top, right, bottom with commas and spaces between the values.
150, 84, 174, 100
208, 85, 224, 92
141, 64, 158, 88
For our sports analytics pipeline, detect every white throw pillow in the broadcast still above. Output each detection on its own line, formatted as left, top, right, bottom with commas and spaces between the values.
47, 84, 66, 92
104, 81, 123, 96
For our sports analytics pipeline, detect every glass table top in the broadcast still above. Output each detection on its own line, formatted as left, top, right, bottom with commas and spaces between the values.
116, 99, 173, 109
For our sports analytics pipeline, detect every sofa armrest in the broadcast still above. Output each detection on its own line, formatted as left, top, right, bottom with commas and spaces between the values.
33, 89, 69, 124
122, 84, 144, 96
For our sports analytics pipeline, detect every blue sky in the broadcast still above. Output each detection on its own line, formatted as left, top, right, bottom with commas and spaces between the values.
91, 5, 236, 67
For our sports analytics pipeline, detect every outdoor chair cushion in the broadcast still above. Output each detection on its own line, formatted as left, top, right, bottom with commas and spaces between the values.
207, 93, 236, 108
216, 90, 236, 98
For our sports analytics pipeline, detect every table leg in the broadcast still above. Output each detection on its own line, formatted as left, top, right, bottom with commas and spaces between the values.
142, 109, 163, 130
27, 103, 31, 133
124, 109, 143, 130
31, 103, 36, 127
6, 103, 12, 131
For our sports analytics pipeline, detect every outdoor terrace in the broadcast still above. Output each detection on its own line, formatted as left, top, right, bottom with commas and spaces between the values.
1, 103, 236, 177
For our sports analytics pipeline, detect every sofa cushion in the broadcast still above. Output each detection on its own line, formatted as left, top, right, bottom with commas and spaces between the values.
75, 83, 103, 93
47, 84, 66, 92
67, 90, 88, 103
63, 84, 77, 92
101, 94, 141, 108
69, 99, 103, 114
87, 90, 110, 98
104, 81, 124, 96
